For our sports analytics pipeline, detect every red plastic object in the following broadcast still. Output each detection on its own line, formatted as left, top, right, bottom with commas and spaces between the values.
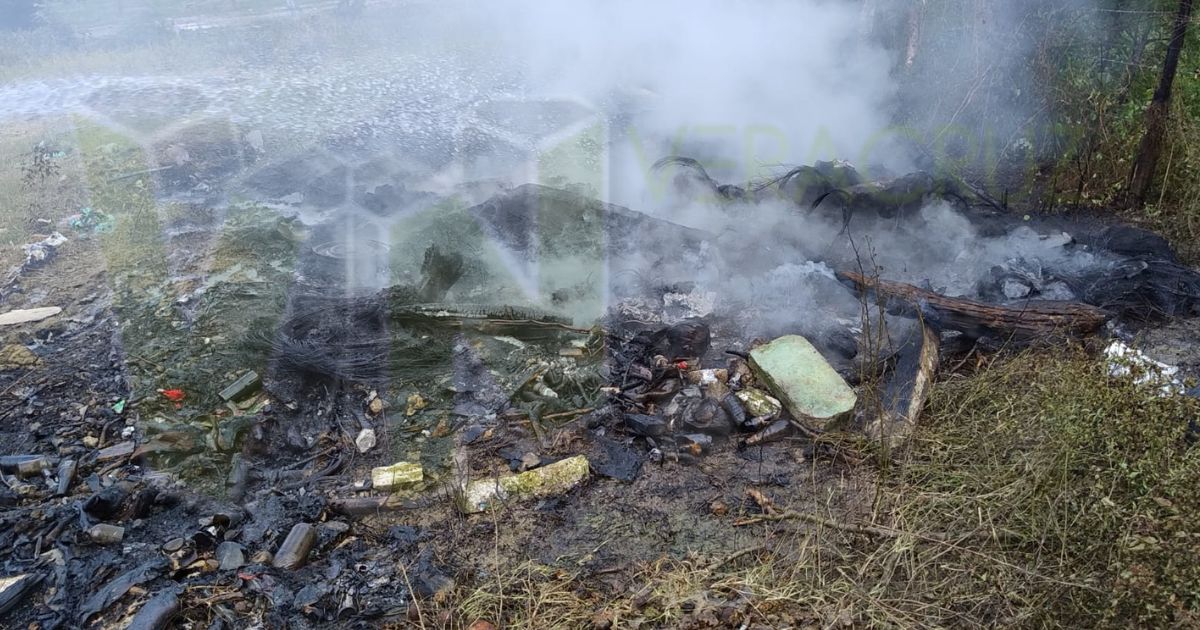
676, 360, 688, 370
161, 389, 185, 402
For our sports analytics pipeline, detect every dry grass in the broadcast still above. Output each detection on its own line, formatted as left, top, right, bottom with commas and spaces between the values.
441, 347, 1200, 629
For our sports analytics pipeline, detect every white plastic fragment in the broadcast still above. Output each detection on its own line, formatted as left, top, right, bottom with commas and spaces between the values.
1104, 340, 1184, 396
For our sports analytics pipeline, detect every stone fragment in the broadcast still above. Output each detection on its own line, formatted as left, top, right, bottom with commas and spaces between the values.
370, 462, 423, 492
457, 455, 589, 514
748, 335, 856, 430
216, 542, 245, 571
0, 344, 40, 369
0, 307, 61, 326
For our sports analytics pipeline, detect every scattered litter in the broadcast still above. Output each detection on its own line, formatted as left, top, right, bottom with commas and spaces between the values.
96, 441, 135, 461
0, 455, 51, 477
216, 542, 246, 571
125, 586, 181, 630
1105, 340, 1184, 395
735, 388, 782, 420
0, 306, 61, 326
218, 371, 261, 402
371, 461, 423, 491
20, 232, 68, 266
272, 523, 317, 570
86, 523, 126, 545
77, 558, 167, 625
457, 455, 589, 514
112, 399, 126, 414
66, 207, 114, 234
160, 389, 186, 403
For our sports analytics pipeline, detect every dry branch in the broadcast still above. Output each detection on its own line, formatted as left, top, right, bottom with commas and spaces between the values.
837, 271, 1109, 339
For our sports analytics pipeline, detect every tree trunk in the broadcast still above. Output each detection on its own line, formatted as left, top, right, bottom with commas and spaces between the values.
1128, 0, 1194, 209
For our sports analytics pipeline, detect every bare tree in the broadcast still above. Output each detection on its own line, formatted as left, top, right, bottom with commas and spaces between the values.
1128, 0, 1194, 208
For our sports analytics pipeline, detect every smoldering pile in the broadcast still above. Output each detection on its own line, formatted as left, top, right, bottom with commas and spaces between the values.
648, 155, 1200, 327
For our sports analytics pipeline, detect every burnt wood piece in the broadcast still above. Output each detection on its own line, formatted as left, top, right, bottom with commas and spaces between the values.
866, 321, 940, 446
837, 271, 1109, 340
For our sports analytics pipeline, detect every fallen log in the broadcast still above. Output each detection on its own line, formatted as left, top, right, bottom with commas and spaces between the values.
837, 271, 1109, 340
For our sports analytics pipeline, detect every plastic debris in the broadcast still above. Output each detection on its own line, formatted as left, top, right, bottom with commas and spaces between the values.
1105, 340, 1184, 396
0, 573, 42, 617
458, 455, 589, 514
0, 455, 51, 477
66, 207, 114, 234
735, 388, 782, 420
87, 523, 126, 545
77, 558, 166, 625
218, 371, 261, 402
272, 523, 317, 570
125, 586, 181, 630
160, 389, 186, 403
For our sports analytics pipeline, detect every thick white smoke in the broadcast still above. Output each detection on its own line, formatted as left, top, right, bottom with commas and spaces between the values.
465, 0, 909, 203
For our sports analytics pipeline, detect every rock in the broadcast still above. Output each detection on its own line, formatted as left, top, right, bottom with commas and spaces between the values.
735, 388, 782, 420
624, 413, 668, 437
458, 455, 590, 514
405, 393, 427, 416
162, 538, 185, 553
0, 344, 40, 369
468, 621, 497, 630
355, 428, 377, 453
251, 550, 273, 565
371, 461, 423, 492
0, 306, 61, 326
272, 523, 317, 570
518, 452, 541, 471
218, 371, 261, 402
316, 520, 350, 549
748, 335, 856, 430
368, 397, 384, 415
216, 542, 245, 571
87, 523, 125, 545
